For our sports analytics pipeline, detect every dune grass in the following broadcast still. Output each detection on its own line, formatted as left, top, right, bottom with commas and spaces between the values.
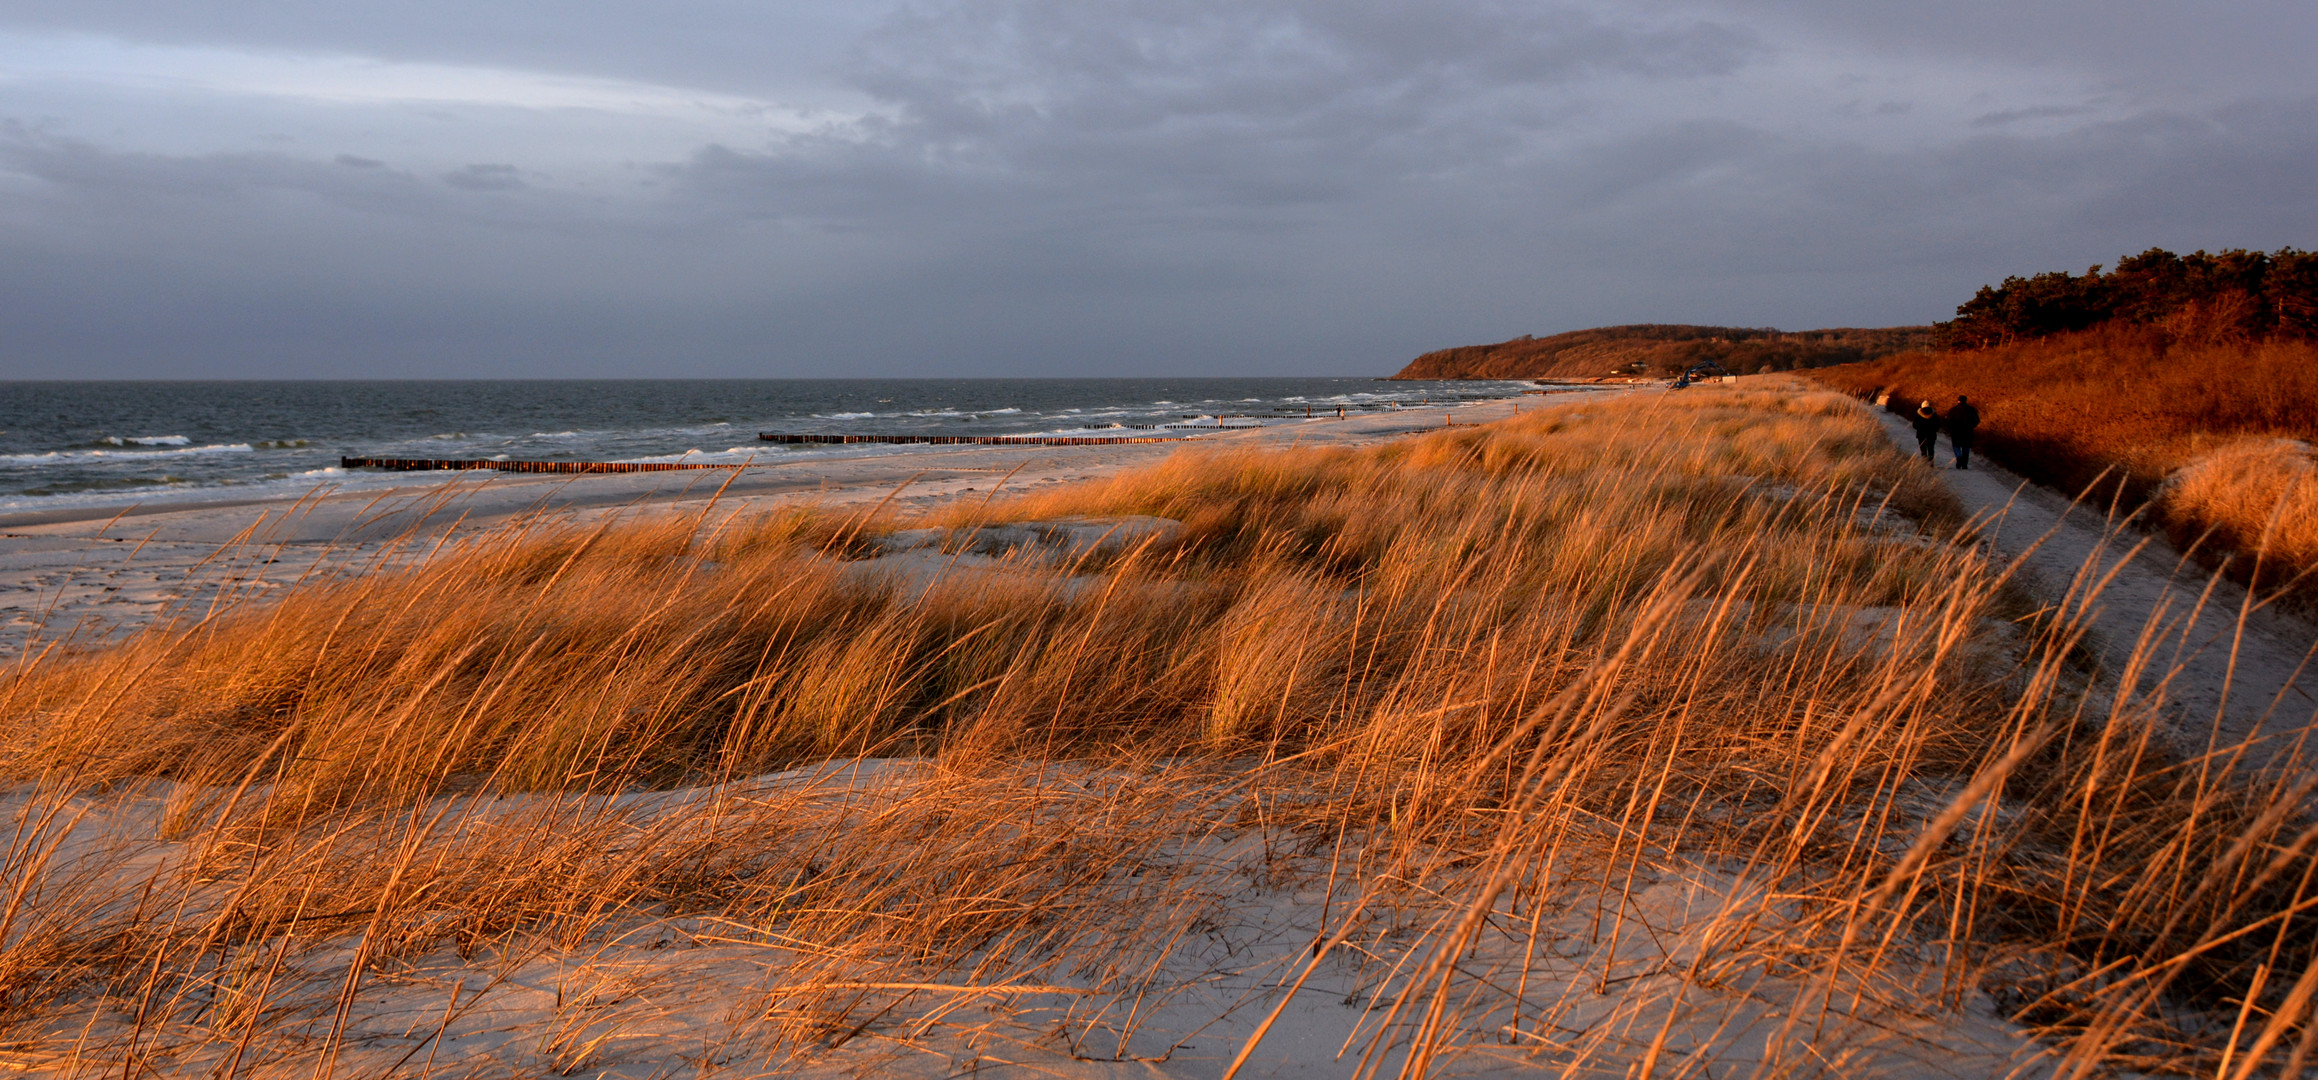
0, 385, 2312, 1076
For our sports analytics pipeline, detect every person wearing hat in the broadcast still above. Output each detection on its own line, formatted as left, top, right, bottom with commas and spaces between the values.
1910, 400, 1942, 464
1946, 395, 1980, 469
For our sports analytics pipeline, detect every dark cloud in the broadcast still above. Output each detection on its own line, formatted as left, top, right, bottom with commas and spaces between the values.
0, 1, 2314, 377
1972, 105, 2101, 128
0, 124, 433, 213
660, 1, 1764, 239
440, 164, 525, 191
843, 1, 1760, 190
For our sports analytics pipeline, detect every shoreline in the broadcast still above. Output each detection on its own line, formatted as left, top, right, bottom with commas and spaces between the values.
0, 395, 1563, 656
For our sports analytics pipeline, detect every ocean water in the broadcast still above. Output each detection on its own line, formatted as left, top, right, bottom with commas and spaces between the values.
0, 378, 1528, 515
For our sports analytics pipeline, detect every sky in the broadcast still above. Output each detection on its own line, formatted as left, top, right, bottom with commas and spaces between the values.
1, 1, 2313, 378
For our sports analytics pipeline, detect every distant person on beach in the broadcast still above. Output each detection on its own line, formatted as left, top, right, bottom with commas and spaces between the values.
1910, 400, 1941, 463
1946, 395, 1980, 470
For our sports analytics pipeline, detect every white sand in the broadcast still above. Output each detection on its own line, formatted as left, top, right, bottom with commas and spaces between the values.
1, 764, 2054, 1078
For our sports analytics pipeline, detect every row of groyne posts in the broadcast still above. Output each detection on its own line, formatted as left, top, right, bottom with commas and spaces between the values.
338, 400, 1486, 473
342, 432, 1182, 474
341, 457, 740, 474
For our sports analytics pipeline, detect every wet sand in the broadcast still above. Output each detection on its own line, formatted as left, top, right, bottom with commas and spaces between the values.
0, 396, 1562, 657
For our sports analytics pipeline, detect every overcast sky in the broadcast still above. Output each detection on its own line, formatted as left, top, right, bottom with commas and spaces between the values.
2, 1, 2313, 378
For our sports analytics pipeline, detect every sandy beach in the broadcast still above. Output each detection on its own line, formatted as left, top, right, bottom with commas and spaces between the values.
0, 396, 1560, 658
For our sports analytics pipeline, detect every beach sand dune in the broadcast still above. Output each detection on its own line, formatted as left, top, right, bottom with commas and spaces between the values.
0, 399, 1545, 658
11, 384, 2270, 1078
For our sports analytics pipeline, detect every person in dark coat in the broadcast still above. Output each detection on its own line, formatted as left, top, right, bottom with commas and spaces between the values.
1946, 395, 1980, 470
1910, 400, 1941, 463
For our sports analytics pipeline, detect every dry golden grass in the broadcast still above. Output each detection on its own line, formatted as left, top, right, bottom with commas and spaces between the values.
2153, 438, 2318, 589
0, 385, 2311, 1076
1810, 325, 2318, 601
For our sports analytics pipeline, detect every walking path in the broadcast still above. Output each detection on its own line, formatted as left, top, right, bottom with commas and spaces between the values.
1873, 408, 2318, 771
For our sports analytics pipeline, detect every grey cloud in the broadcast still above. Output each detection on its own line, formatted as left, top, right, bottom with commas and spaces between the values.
1669, 0, 2318, 99
0, 128, 624, 240
441, 164, 526, 191
1543, 99, 2318, 287
12, 88, 2295, 377
1, 2, 2315, 378
594, 89, 2318, 342
850, 1, 1761, 139
0, 1, 883, 99
662, 0, 1771, 236
1541, 120, 1769, 209
0, 125, 431, 212
1972, 104, 2100, 127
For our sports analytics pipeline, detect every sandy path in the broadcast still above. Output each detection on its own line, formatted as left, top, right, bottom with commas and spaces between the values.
0, 395, 1581, 658
1874, 409, 2318, 768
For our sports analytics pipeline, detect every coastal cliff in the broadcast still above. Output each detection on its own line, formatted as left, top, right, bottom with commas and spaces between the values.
1391, 323, 1931, 379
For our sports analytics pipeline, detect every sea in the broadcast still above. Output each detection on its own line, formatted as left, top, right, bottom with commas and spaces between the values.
0, 378, 1530, 515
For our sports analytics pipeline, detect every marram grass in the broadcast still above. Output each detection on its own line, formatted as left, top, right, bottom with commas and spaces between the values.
0, 385, 2310, 1076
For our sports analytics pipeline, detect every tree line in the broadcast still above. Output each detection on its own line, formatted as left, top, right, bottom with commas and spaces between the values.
1938, 247, 2318, 349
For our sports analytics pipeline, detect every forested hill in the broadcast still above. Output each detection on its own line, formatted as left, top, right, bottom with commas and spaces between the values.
1391, 324, 1933, 380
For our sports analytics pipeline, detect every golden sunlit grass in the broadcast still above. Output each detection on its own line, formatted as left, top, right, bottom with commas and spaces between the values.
0, 385, 2312, 1076
2153, 438, 2318, 592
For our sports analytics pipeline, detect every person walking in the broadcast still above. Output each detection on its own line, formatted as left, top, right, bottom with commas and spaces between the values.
1946, 395, 1980, 470
1910, 400, 1942, 464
